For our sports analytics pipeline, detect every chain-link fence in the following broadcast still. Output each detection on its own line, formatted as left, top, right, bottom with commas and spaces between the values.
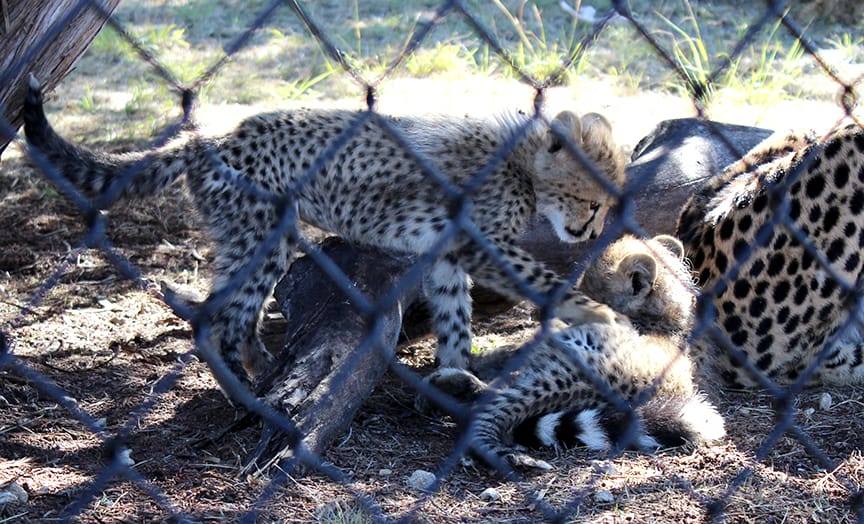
2, 0, 864, 521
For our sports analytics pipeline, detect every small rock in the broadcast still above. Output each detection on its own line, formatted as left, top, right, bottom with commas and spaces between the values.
117, 447, 134, 467
819, 392, 833, 411
0, 482, 28, 504
479, 487, 500, 502
594, 490, 615, 503
378, 468, 392, 476
407, 470, 436, 491
803, 407, 815, 417
592, 461, 617, 476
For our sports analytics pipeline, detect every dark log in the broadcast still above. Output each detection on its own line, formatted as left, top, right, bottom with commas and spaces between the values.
243, 238, 417, 474
0, 0, 121, 155
625, 118, 773, 236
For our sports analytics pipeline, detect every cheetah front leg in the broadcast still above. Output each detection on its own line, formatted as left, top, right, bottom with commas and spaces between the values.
414, 366, 489, 414
425, 255, 474, 369
415, 343, 526, 414
460, 244, 616, 325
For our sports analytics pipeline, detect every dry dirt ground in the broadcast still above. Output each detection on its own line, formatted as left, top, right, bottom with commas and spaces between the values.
2, 131, 864, 523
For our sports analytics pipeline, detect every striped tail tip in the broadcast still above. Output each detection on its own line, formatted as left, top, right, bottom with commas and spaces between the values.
514, 393, 725, 453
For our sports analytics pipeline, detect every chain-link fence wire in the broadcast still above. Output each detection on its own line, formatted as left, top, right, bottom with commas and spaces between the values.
1, 0, 864, 521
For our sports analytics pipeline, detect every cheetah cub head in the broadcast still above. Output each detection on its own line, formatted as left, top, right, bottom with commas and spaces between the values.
579, 235, 697, 334
532, 111, 626, 242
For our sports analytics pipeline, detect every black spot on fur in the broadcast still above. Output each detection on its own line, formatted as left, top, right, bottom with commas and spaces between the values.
715, 252, 728, 274
801, 251, 814, 270
822, 206, 840, 233
789, 198, 801, 220
854, 133, 864, 153
767, 253, 785, 277
824, 138, 843, 159
724, 315, 742, 333
773, 233, 788, 250
733, 279, 751, 299
784, 315, 800, 334
849, 188, 864, 216
753, 193, 768, 213
749, 259, 765, 278
756, 335, 774, 354
801, 306, 814, 324
755, 317, 773, 336
846, 252, 861, 273
732, 240, 749, 262
835, 163, 850, 188
820, 278, 838, 299
826, 238, 846, 263
756, 353, 773, 370
793, 285, 808, 306
777, 306, 790, 324
772, 281, 790, 302
719, 218, 735, 240
806, 174, 826, 198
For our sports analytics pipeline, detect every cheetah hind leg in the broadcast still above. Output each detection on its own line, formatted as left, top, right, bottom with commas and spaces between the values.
471, 439, 554, 473
425, 256, 474, 370
207, 257, 286, 388
504, 450, 553, 471
204, 215, 292, 388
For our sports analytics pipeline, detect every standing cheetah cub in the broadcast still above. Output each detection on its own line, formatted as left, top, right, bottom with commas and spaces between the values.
420, 235, 725, 470
23, 76, 626, 386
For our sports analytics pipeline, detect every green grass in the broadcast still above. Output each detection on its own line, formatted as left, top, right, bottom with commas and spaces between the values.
316, 500, 372, 524
404, 41, 477, 77
53, 0, 863, 144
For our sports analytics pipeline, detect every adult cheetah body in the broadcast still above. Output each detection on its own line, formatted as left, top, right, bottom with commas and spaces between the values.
677, 124, 864, 387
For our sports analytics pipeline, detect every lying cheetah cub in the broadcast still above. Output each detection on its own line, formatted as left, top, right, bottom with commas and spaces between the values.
22, 76, 626, 386
420, 235, 726, 470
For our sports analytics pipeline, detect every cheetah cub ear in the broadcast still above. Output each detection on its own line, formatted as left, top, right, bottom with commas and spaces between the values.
546, 111, 582, 154
651, 234, 685, 260
578, 113, 615, 150
617, 252, 658, 300
543, 111, 622, 180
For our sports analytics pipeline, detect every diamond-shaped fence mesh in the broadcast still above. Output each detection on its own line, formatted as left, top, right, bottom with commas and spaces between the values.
1, 0, 864, 522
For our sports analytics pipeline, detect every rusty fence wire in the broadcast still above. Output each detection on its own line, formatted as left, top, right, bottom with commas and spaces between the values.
1, 0, 864, 522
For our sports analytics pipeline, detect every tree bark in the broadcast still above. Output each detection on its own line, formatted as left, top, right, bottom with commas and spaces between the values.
243, 239, 419, 474
0, 0, 120, 156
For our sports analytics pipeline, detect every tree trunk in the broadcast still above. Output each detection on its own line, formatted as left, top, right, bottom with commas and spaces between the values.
243, 239, 420, 475
0, 0, 120, 156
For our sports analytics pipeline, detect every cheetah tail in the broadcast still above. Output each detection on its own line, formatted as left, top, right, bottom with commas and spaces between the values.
513, 393, 725, 452
23, 74, 189, 199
